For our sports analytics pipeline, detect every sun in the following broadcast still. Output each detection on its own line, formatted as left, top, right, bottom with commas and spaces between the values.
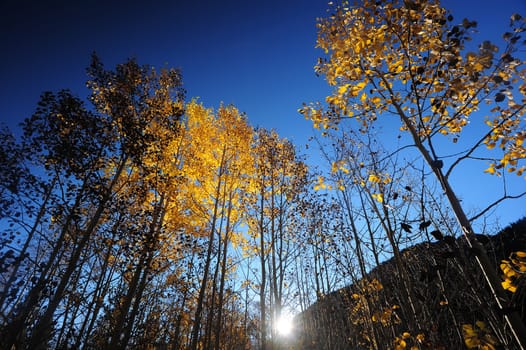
275, 313, 294, 337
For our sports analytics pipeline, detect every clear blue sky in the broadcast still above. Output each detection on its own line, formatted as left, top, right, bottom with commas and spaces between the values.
1, 0, 525, 228
0, 0, 330, 142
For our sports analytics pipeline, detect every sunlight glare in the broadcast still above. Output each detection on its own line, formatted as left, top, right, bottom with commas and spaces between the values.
276, 313, 294, 337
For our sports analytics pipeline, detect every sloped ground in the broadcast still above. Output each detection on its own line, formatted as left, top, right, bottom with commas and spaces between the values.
294, 218, 526, 350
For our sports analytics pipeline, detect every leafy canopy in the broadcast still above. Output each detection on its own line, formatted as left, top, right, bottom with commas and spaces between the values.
301, 0, 526, 177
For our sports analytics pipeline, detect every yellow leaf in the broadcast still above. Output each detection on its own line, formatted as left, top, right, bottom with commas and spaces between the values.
371, 193, 384, 203
502, 279, 517, 293
356, 81, 367, 90
475, 321, 486, 330
368, 174, 380, 183
462, 324, 476, 337
481, 344, 496, 350
349, 81, 367, 96
360, 92, 367, 103
396, 339, 407, 349
473, 62, 484, 71
338, 84, 350, 95
484, 165, 496, 175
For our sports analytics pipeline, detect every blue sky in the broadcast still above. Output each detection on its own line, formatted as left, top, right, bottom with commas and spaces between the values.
1, 0, 525, 227
0, 0, 329, 142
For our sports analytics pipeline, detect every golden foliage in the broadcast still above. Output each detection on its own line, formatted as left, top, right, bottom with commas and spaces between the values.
500, 251, 526, 293
393, 331, 426, 350
301, 0, 526, 177
462, 321, 499, 350
348, 278, 402, 329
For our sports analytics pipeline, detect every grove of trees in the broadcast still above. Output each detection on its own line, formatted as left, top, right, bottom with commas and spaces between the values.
1, 0, 525, 349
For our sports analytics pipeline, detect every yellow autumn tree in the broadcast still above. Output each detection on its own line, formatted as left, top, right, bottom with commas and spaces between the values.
301, 0, 526, 347
183, 100, 255, 350
303, 1, 525, 179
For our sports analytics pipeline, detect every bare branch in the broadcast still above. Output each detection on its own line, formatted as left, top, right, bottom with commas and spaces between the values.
445, 104, 526, 178
469, 191, 526, 222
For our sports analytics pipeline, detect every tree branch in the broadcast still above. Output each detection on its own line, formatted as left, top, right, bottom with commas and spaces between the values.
469, 191, 526, 222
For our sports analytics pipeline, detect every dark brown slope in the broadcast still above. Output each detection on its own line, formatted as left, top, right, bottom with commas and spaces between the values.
294, 218, 526, 350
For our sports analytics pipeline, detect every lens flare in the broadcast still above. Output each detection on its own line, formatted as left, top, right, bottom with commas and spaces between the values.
276, 313, 294, 336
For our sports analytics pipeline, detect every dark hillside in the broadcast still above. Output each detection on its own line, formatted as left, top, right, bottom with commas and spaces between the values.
295, 218, 526, 350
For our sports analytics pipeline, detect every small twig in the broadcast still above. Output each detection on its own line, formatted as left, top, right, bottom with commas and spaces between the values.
469, 191, 526, 222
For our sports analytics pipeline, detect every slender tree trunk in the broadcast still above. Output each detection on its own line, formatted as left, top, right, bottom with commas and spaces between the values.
357, 189, 381, 267
395, 104, 526, 348
340, 188, 380, 350
108, 246, 146, 349
121, 200, 168, 349
57, 262, 90, 349
81, 246, 121, 349
382, 202, 420, 329
268, 174, 278, 348
214, 194, 233, 350
109, 194, 165, 350
26, 157, 128, 350
204, 235, 220, 350
190, 148, 226, 350
205, 191, 227, 350
0, 176, 93, 350
171, 287, 189, 350
259, 186, 268, 350
0, 178, 55, 311
119, 255, 152, 349
75, 216, 122, 349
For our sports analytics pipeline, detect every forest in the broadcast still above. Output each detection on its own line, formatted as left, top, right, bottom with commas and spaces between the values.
1, 0, 525, 349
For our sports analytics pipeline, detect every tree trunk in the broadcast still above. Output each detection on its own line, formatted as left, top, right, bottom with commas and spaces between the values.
108, 193, 165, 350
214, 194, 234, 350
189, 148, 226, 350
258, 180, 268, 350
27, 157, 128, 349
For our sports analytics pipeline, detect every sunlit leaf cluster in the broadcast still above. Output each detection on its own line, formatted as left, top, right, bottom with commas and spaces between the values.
301, 0, 526, 177
462, 321, 499, 350
501, 251, 526, 293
